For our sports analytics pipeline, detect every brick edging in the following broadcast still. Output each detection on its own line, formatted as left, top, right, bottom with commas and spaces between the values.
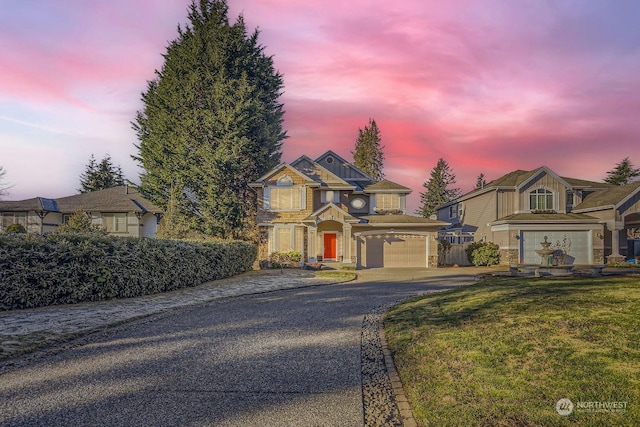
379, 326, 418, 427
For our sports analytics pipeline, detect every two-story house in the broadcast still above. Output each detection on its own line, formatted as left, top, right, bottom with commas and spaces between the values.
437, 166, 640, 265
0, 186, 162, 238
250, 151, 448, 268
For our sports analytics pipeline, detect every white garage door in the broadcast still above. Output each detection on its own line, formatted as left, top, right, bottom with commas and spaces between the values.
365, 234, 428, 268
521, 231, 591, 264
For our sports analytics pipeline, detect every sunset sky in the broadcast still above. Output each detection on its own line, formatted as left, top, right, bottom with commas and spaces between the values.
2, 0, 640, 212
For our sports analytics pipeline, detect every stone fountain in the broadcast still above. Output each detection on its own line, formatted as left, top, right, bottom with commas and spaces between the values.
510, 236, 575, 276
535, 236, 574, 275
535, 236, 555, 266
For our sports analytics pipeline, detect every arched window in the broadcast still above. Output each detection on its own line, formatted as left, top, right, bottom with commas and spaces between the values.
276, 175, 293, 186
529, 188, 554, 210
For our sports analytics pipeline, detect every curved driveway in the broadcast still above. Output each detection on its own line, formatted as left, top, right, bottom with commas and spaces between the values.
0, 268, 489, 426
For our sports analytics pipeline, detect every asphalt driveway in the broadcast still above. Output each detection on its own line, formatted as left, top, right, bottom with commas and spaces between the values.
0, 267, 491, 426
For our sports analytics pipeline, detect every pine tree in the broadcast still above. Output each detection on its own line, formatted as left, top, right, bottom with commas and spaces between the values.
352, 118, 384, 181
78, 154, 125, 193
475, 173, 487, 189
604, 157, 640, 185
417, 158, 461, 218
133, 0, 285, 239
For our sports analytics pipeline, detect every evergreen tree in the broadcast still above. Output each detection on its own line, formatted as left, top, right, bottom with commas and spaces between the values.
156, 182, 196, 239
133, 0, 285, 240
55, 211, 106, 234
604, 157, 640, 185
475, 173, 487, 189
352, 118, 385, 181
78, 154, 125, 193
417, 158, 461, 218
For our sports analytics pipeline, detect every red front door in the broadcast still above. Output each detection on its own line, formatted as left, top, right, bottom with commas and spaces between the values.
324, 233, 337, 260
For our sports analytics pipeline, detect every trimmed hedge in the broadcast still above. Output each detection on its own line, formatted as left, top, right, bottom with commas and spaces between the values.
0, 234, 257, 310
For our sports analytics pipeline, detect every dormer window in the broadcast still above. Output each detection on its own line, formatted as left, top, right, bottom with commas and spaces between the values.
529, 188, 554, 211
375, 193, 400, 211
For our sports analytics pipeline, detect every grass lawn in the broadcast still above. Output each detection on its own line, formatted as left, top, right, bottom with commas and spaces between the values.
384, 275, 640, 427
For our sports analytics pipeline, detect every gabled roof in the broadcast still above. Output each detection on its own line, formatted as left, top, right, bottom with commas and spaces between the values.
314, 150, 374, 183
303, 203, 359, 223
364, 179, 411, 193
573, 181, 640, 211
517, 166, 572, 190
249, 162, 319, 187
0, 187, 162, 214
290, 155, 354, 188
443, 166, 612, 209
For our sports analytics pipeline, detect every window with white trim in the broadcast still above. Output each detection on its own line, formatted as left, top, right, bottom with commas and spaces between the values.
448, 205, 458, 218
276, 227, 291, 252
266, 186, 305, 210
272, 225, 305, 253
375, 193, 400, 210
103, 213, 127, 233
529, 188, 554, 210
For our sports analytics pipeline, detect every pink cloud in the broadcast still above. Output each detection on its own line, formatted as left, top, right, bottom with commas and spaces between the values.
3, 0, 640, 207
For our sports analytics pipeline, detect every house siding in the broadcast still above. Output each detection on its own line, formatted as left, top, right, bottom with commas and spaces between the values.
497, 190, 515, 218
256, 169, 314, 224
519, 173, 568, 212
463, 191, 497, 239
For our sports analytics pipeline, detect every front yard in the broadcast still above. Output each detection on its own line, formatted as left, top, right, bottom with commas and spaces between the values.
384, 275, 640, 426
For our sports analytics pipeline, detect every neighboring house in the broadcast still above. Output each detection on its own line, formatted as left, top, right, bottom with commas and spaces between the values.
0, 186, 162, 238
250, 151, 448, 268
437, 166, 640, 265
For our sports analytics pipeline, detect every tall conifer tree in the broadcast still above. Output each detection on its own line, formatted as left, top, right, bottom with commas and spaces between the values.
133, 0, 286, 239
417, 158, 460, 218
78, 154, 125, 193
604, 157, 640, 185
352, 118, 384, 181
475, 173, 487, 189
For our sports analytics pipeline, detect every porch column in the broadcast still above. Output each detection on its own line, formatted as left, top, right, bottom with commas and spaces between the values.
308, 226, 317, 262
343, 224, 352, 263
607, 221, 625, 264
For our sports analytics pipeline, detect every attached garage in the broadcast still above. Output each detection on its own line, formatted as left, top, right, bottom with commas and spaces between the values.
360, 233, 429, 268
520, 231, 592, 264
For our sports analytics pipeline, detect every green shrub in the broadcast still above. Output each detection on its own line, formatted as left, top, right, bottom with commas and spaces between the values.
4, 223, 26, 233
465, 241, 500, 266
0, 234, 256, 310
55, 210, 106, 235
